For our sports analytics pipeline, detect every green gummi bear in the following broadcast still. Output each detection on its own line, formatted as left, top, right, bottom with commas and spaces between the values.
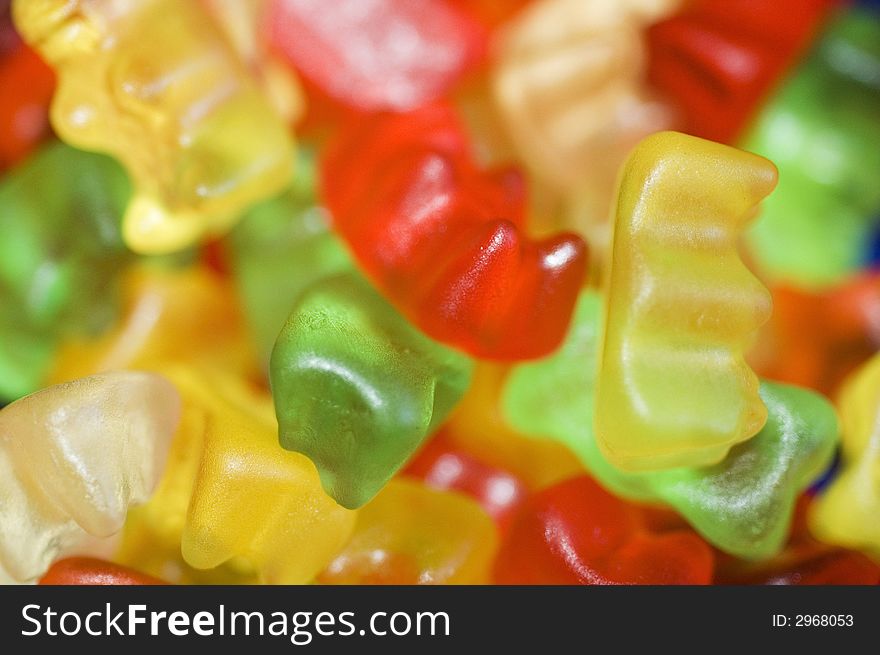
743, 8, 880, 287
503, 291, 838, 558
0, 142, 131, 399
230, 148, 351, 363
270, 273, 473, 509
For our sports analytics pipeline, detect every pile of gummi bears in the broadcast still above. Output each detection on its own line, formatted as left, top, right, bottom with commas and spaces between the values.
1, 0, 879, 586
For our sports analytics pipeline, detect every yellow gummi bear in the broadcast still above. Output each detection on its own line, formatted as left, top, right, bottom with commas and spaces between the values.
49, 263, 259, 385
811, 354, 880, 559
492, 0, 679, 217
13, 0, 294, 254
116, 366, 356, 584
320, 479, 498, 585
0, 372, 180, 583
595, 131, 776, 471
203, 0, 305, 122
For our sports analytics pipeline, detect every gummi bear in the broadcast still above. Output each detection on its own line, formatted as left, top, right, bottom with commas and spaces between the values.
13, 0, 294, 254
595, 131, 775, 470
117, 366, 355, 585
322, 104, 587, 360
811, 352, 880, 559
494, 476, 715, 585
271, 273, 473, 509
319, 479, 498, 584
267, 0, 487, 112
0, 371, 179, 582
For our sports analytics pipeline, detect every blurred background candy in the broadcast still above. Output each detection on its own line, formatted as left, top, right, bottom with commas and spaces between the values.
743, 7, 880, 287
1, 0, 879, 587
0, 143, 131, 400
13, 0, 295, 254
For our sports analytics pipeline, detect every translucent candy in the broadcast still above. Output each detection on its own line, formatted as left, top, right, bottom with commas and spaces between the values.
0, 371, 180, 582
595, 131, 776, 470
811, 353, 880, 559
492, 0, 679, 199
319, 479, 497, 585
117, 366, 356, 584
13, 0, 294, 253
271, 273, 473, 509
48, 264, 258, 385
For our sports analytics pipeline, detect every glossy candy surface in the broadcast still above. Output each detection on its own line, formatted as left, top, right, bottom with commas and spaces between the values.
40, 557, 165, 585
494, 476, 715, 584
13, 0, 294, 254
505, 292, 838, 558
271, 273, 473, 509
2, 0, 879, 588
322, 104, 587, 360
403, 431, 529, 532
591, 383, 838, 559
595, 131, 775, 471
117, 367, 355, 584
0, 372, 179, 582
648, 0, 833, 144
811, 353, 880, 558
267, 0, 486, 112
320, 479, 497, 584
